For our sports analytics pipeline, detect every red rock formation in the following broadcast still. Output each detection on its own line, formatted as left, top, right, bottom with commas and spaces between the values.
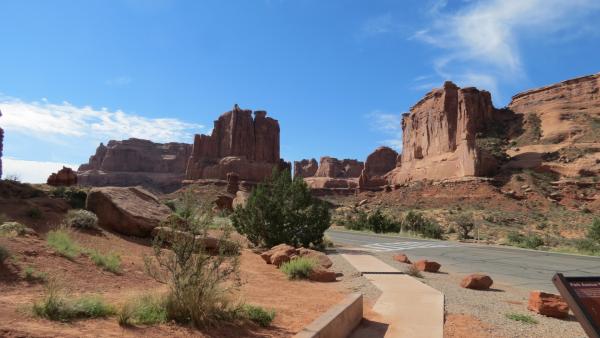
185, 105, 282, 182
359, 146, 398, 189
509, 72, 600, 144
294, 158, 318, 178
77, 138, 192, 193
314, 157, 363, 178
388, 82, 500, 184
47, 167, 77, 186
527, 291, 569, 318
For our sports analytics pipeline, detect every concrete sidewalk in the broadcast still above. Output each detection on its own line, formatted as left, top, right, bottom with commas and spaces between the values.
342, 253, 444, 338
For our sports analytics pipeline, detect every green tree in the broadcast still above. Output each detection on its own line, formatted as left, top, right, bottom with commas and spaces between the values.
231, 170, 330, 248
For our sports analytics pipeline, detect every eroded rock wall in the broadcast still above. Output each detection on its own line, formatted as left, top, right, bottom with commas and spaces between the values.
388, 81, 499, 184
359, 146, 398, 189
294, 158, 318, 178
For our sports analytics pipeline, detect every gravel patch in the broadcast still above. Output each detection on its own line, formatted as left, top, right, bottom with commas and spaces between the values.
376, 253, 586, 338
327, 250, 381, 306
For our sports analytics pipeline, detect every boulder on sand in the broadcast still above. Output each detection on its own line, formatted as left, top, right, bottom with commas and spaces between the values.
527, 291, 569, 318
460, 274, 493, 290
309, 267, 337, 282
86, 186, 171, 237
414, 260, 441, 273
393, 253, 411, 264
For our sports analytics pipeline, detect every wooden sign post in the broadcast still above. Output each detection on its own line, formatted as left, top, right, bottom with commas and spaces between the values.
553, 273, 600, 338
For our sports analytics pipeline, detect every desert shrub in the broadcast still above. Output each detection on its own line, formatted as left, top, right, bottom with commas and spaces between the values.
242, 304, 275, 327
164, 200, 177, 212
88, 249, 121, 274
506, 232, 544, 249
119, 294, 167, 326
342, 209, 400, 233
232, 170, 330, 248
576, 238, 600, 254
24, 267, 48, 283
47, 229, 80, 260
145, 195, 242, 328
65, 209, 98, 229
587, 218, 600, 242
0, 245, 10, 264
342, 210, 369, 231
280, 257, 316, 280
65, 189, 87, 209
452, 213, 475, 240
26, 207, 43, 220
50, 186, 67, 198
33, 282, 115, 321
0, 221, 27, 236
405, 264, 423, 278
403, 211, 443, 239
505, 313, 538, 324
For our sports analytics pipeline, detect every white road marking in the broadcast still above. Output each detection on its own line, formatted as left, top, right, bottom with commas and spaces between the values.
361, 241, 459, 252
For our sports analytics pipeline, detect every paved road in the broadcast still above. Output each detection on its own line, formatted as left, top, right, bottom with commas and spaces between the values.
327, 229, 600, 291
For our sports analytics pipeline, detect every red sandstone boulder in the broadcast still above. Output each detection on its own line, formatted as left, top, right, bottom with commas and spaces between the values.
393, 253, 411, 264
527, 291, 569, 318
271, 251, 291, 267
47, 166, 78, 186
86, 186, 172, 237
414, 260, 441, 273
460, 274, 493, 290
297, 248, 333, 269
309, 267, 337, 282
226, 172, 239, 194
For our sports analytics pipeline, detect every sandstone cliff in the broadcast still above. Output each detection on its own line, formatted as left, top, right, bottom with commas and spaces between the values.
185, 105, 283, 182
387, 81, 501, 184
77, 138, 192, 192
294, 158, 318, 178
359, 146, 398, 189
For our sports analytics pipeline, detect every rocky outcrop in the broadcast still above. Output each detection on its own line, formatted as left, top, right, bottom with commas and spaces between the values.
359, 146, 398, 189
77, 138, 192, 193
294, 159, 318, 178
185, 105, 282, 183
388, 82, 500, 184
86, 186, 172, 237
47, 167, 77, 186
314, 157, 363, 178
508, 73, 600, 145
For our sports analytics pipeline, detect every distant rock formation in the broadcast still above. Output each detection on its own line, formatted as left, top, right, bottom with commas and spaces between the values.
0, 110, 3, 179
314, 157, 363, 178
185, 105, 284, 182
294, 158, 318, 178
47, 167, 77, 186
298, 157, 363, 191
77, 138, 192, 193
387, 81, 500, 184
359, 146, 398, 189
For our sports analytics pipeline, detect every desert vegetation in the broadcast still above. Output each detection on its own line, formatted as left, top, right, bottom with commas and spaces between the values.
337, 208, 443, 239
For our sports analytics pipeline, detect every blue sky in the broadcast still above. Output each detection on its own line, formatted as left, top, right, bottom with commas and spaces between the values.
1, 0, 599, 182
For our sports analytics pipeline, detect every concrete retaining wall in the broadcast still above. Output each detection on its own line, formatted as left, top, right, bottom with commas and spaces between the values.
294, 293, 363, 338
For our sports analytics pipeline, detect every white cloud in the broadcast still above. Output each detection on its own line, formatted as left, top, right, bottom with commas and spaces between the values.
0, 94, 202, 143
3, 157, 77, 183
414, 0, 600, 93
367, 111, 404, 151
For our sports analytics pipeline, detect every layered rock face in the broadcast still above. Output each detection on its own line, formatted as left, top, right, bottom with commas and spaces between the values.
359, 146, 398, 189
294, 158, 318, 178
77, 138, 192, 193
508, 73, 600, 144
185, 105, 282, 182
299, 156, 363, 190
47, 167, 77, 186
388, 82, 500, 184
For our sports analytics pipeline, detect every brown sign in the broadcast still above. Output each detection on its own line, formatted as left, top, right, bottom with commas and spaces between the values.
553, 273, 600, 338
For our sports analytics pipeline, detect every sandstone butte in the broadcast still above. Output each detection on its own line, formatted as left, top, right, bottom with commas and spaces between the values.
47, 166, 77, 186
185, 104, 287, 182
77, 138, 192, 193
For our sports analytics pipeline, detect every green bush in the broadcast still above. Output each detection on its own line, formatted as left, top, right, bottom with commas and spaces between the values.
24, 267, 48, 282
403, 211, 443, 239
47, 229, 80, 260
65, 210, 98, 229
119, 294, 167, 326
232, 170, 330, 248
26, 207, 43, 220
342, 210, 369, 231
51, 187, 87, 209
342, 209, 400, 233
280, 257, 316, 280
507, 232, 544, 249
0, 222, 27, 236
0, 245, 10, 264
33, 282, 115, 321
452, 213, 475, 240
587, 218, 600, 242
88, 250, 121, 274
243, 304, 275, 327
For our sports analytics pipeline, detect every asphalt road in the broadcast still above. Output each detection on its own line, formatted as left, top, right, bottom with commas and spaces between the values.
326, 229, 600, 291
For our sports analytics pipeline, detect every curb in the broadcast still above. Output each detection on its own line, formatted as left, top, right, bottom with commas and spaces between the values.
293, 293, 363, 338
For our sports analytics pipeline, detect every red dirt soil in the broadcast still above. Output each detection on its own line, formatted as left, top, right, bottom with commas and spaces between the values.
444, 314, 497, 338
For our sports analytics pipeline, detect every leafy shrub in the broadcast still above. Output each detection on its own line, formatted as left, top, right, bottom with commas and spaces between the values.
0, 245, 10, 264
119, 294, 167, 326
402, 211, 443, 239
65, 210, 98, 229
0, 222, 27, 236
243, 304, 275, 327
452, 213, 475, 240
24, 267, 48, 283
88, 250, 121, 274
420, 221, 443, 239
505, 313, 538, 324
26, 207, 43, 220
232, 170, 330, 248
164, 200, 177, 212
52, 187, 87, 209
342, 210, 369, 231
47, 229, 80, 260
576, 238, 600, 254
33, 282, 115, 321
506, 232, 544, 249
145, 194, 242, 328
280, 257, 316, 280
341, 209, 400, 233
587, 218, 600, 242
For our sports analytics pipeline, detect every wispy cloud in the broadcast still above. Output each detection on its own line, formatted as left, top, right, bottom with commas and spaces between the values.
413, 0, 600, 95
0, 94, 202, 143
105, 76, 133, 86
367, 110, 403, 151
2, 157, 77, 183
